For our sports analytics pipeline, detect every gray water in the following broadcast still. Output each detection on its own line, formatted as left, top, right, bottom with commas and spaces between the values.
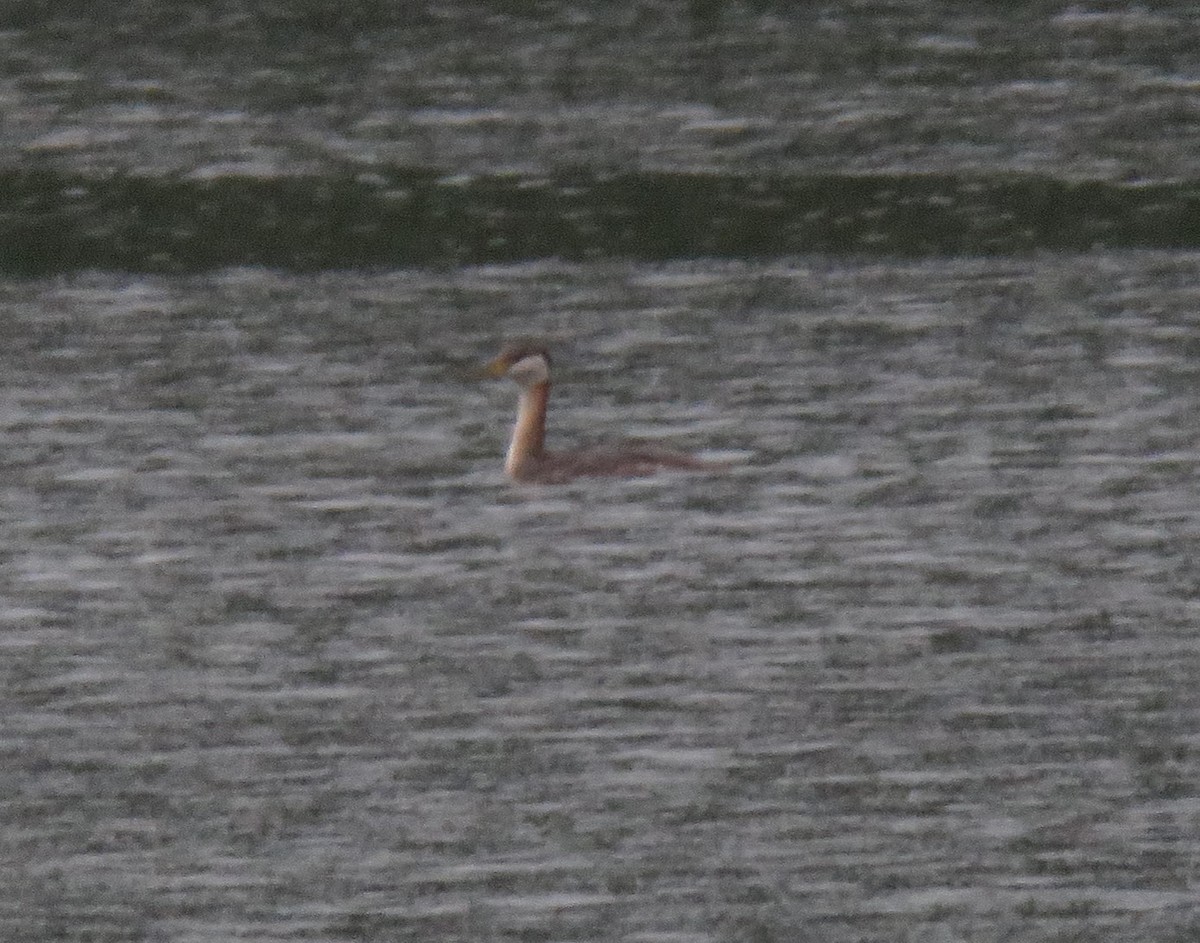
6, 4, 1200, 939
3, 254, 1199, 941
8, 2, 1200, 181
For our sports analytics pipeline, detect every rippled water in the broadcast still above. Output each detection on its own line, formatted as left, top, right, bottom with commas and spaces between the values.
7, 2, 1200, 180
3, 254, 1199, 941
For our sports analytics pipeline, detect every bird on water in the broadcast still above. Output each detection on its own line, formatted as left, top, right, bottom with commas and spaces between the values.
485, 341, 728, 484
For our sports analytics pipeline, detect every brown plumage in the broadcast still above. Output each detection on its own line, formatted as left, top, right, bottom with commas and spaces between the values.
484, 342, 727, 484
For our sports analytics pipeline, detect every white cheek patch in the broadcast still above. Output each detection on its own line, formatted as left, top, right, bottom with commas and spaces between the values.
510, 354, 550, 385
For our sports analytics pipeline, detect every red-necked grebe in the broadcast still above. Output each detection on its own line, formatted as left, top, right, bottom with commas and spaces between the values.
485, 342, 727, 484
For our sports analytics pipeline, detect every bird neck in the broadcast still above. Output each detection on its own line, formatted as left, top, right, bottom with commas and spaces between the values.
506, 381, 549, 479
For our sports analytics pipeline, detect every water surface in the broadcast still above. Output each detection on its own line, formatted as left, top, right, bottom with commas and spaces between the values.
2, 255, 1199, 940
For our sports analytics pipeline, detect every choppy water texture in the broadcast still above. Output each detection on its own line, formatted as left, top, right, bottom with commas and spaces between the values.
5, 2, 1200, 939
3, 255, 1199, 941
7, 2, 1200, 273
6, 2, 1200, 180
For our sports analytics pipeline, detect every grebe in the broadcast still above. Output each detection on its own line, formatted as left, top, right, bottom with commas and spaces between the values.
485, 342, 726, 484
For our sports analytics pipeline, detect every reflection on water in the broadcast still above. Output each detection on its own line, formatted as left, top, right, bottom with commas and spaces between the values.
7, 169, 1200, 274
2, 254, 1199, 940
